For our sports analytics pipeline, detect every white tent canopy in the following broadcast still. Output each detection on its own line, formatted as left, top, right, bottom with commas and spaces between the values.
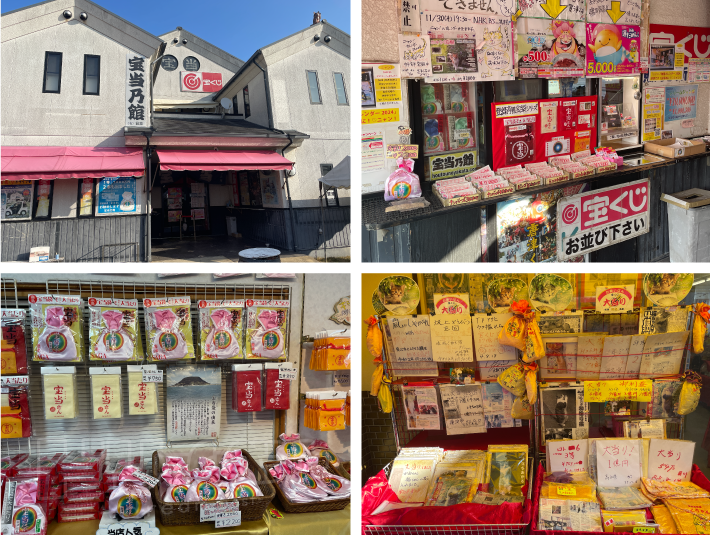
318, 156, 350, 189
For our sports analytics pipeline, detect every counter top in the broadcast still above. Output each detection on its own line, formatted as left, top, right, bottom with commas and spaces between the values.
362, 153, 689, 230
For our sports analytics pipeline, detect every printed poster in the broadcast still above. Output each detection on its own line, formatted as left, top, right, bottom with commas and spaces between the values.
402, 385, 441, 430
497, 184, 588, 263
595, 285, 635, 313
664, 85, 698, 123
166, 366, 221, 442
97, 177, 137, 214
440, 384, 486, 435
423, 12, 514, 83
373, 64, 402, 107
516, 19, 586, 78
586, 24, 640, 77
648, 43, 685, 83
80, 178, 93, 216
362, 130, 386, 173
519, 0, 585, 21
541, 384, 589, 445
1, 181, 33, 220
642, 87, 665, 142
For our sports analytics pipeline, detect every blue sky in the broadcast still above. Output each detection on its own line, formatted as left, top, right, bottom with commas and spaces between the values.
1, 0, 351, 60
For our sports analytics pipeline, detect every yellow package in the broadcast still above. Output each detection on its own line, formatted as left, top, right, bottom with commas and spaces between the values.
525, 363, 538, 403
642, 479, 710, 500
41, 369, 78, 419
371, 363, 383, 396
601, 509, 648, 532
127, 367, 158, 415
366, 316, 383, 358
378, 380, 393, 413
498, 306, 527, 351
678, 371, 702, 416
90, 369, 122, 419
511, 395, 534, 419
497, 362, 526, 397
665, 498, 710, 534
652, 505, 679, 534
486, 445, 528, 496
522, 311, 545, 363
1, 390, 23, 438
1, 340, 18, 374
318, 410, 345, 430
693, 303, 709, 354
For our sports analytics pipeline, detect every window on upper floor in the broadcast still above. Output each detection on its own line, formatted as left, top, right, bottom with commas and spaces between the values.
232, 95, 239, 115
43, 52, 62, 93
306, 70, 322, 104
243, 87, 251, 118
333, 73, 348, 105
83, 55, 100, 95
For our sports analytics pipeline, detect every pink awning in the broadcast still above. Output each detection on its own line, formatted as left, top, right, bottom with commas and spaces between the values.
1, 146, 145, 181
156, 149, 293, 172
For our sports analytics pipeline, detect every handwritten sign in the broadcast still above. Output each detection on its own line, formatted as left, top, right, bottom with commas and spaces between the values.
142, 369, 163, 383
479, 359, 518, 381
279, 364, 297, 381
584, 380, 653, 403
399, 34, 432, 78
599, 335, 632, 380
576, 335, 605, 380
362, 108, 400, 125
639, 331, 689, 379
548, 439, 589, 473
387, 316, 437, 377
596, 285, 635, 313
386, 144, 419, 159
430, 314, 474, 362
389, 458, 436, 502
597, 439, 642, 487
647, 439, 694, 483
201, 502, 240, 522
439, 384, 486, 435
623, 335, 648, 379
471, 313, 516, 362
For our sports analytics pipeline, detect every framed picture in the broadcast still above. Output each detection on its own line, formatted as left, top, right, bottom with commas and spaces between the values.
540, 335, 578, 381
361, 67, 376, 108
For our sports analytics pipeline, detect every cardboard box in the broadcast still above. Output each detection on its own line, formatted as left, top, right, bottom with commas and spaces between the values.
433, 187, 480, 207
661, 188, 710, 210
644, 138, 706, 158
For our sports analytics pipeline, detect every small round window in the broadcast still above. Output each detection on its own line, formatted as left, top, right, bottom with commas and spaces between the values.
161, 55, 178, 71
183, 56, 200, 71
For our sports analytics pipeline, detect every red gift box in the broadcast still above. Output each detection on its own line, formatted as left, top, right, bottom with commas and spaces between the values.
63, 489, 103, 503
264, 368, 290, 410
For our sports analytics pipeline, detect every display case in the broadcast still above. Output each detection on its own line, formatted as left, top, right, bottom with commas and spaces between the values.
598, 76, 642, 150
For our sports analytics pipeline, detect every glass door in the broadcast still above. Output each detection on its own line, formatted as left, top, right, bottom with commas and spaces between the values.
598, 76, 642, 150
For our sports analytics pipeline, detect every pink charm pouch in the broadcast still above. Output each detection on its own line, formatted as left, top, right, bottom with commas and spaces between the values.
384, 158, 422, 202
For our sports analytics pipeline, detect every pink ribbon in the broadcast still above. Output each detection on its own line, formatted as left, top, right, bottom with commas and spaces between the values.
45, 306, 65, 328
221, 458, 248, 481
210, 309, 231, 330
102, 310, 123, 331
396, 157, 414, 173
153, 309, 177, 330
257, 310, 279, 330
269, 465, 285, 481
161, 470, 187, 486
191, 467, 220, 484
198, 457, 215, 470
118, 466, 142, 482
164, 456, 187, 466
222, 450, 243, 462
14, 481, 38, 506
280, 433, 300, 442
310, 440, 329, 449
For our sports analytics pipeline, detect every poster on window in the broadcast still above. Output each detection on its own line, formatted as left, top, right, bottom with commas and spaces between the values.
260, 171, 281, 207
238, 172, 250, 206
247, 172, 262, 207
166, 366, 221, 442
36, 180, 51, 218
97, 177, 137, 214
1, 181, 33, 220
585, 24, 640, 77
80, 178, 93, 216
516, 19, 587, 78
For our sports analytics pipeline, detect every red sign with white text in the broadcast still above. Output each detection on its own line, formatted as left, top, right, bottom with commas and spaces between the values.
180, 71, 223, 92
649, 25, 710, 62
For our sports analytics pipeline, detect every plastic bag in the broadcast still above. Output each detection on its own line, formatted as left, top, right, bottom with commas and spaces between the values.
30, 295, 83, 362
366, 316, 383, 359
497, 362, 526, 397
199, 301, 244, 360
525, 362, 538, 404
601, 509, 648, 532
498, 307, 527, 351
384, 158, 422, 202
511, 395, 533, 419
522, 311, 545, 363
651, 505, 678, 534
678, 371, 702, 416
693, 303, 709, 354
378, 380, 393, 413
371, 363, 383, 396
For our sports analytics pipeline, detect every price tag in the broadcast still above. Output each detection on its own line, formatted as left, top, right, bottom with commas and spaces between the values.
0, 376, 29, 387
556, 486, 576, 496
201, 502, 240, 522
633, 527, 655, 533
142, 369, 163, 383
333, 371, 350, 387
279, 365, 297, 381
130, 470, 159, 488
215, 511, 242, 528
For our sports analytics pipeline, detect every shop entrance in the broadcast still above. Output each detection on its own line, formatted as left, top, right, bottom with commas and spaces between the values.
160, 171, 215, 238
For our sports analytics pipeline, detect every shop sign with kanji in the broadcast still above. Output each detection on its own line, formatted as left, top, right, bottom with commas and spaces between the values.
556, 178, 649, 261
429, 150, 477, 181
125, 53, 148, 128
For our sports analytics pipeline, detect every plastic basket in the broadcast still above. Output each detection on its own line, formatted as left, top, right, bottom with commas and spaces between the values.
263, 458, 350, 513
151, 448, 275, 526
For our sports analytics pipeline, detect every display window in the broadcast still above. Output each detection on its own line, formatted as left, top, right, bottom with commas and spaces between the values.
362, 272, 710, 533
1, 181, 34, 221
33, 180, 52, 219
78, 178, 95, 217
599, 76, 642, 149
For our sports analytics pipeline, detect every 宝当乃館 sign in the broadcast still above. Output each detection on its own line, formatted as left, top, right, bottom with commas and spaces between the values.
180, 72, 223, 92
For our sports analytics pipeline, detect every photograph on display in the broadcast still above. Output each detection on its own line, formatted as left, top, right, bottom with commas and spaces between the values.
403, 385, 441, 430
538, 312, 583, 334
362, 67, 376, 107
541, 384, 588, 445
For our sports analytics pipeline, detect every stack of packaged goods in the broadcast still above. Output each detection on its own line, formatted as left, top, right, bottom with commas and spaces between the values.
433, 177, 480, 205
548, 155, 595, 179
311, 330, 351, 371
525, 162, 569, 185
468, 166, 514, 198
595, 147, 624, 166
538, 472, 602, 531
304, 391, 347, 431
1, 453, 29, 502
58, 450, 106, 522
421, 83, 475, 154
497, 165, 542, 190
571, 149, 592, 161
14, 453, 65, 521
579, 154, 618, 172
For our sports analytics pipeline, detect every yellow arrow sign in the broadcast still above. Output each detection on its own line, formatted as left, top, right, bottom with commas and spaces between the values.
606, 0, 626, 23
511, 9, 523, 22
540, 0, 568, 19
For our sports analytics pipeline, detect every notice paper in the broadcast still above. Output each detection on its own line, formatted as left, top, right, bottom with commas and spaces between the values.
389, 457, 437, 503
386, 316, 437, 377
547, 439, 589, 474
583, 380, 653, 403
471, 313, 516, 362
597, 439, 642, 487
430, 314, 474, 362
639, 331, 689, 378
440, 384, 486, 435
402, 385, 441, 430
599, 335, 632, 381
647, 439, 695, 483
576, 335, 605, 380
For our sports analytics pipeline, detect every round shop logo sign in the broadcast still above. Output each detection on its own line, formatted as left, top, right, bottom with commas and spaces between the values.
171, 485, 188, 502
562, 204, 579, 225
324, 477, 342, 491
512, 141, 529, 160
159, 332, 179, 351
285, 443, 303, 457
262, 331, 281, 351
89, 298, 97, 306
183, 73, 201, 90
118, 494, 142, 517
104, 331, 125, 351
391, 181, 411, 200
13, 507, 37, 532
234, 483, 257, 498
197, 481, 218, 501
246, 300, 254, 307
300, 473, 317, 489
28, 295, 37, 304
143, 299, 152, 307
47, 332, 68, 353
199, 300, 207, 308
214, 330, 232, 350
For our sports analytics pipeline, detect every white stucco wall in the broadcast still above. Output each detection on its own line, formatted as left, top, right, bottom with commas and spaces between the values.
268, 43, 350, 207
1, 20, 150, 147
